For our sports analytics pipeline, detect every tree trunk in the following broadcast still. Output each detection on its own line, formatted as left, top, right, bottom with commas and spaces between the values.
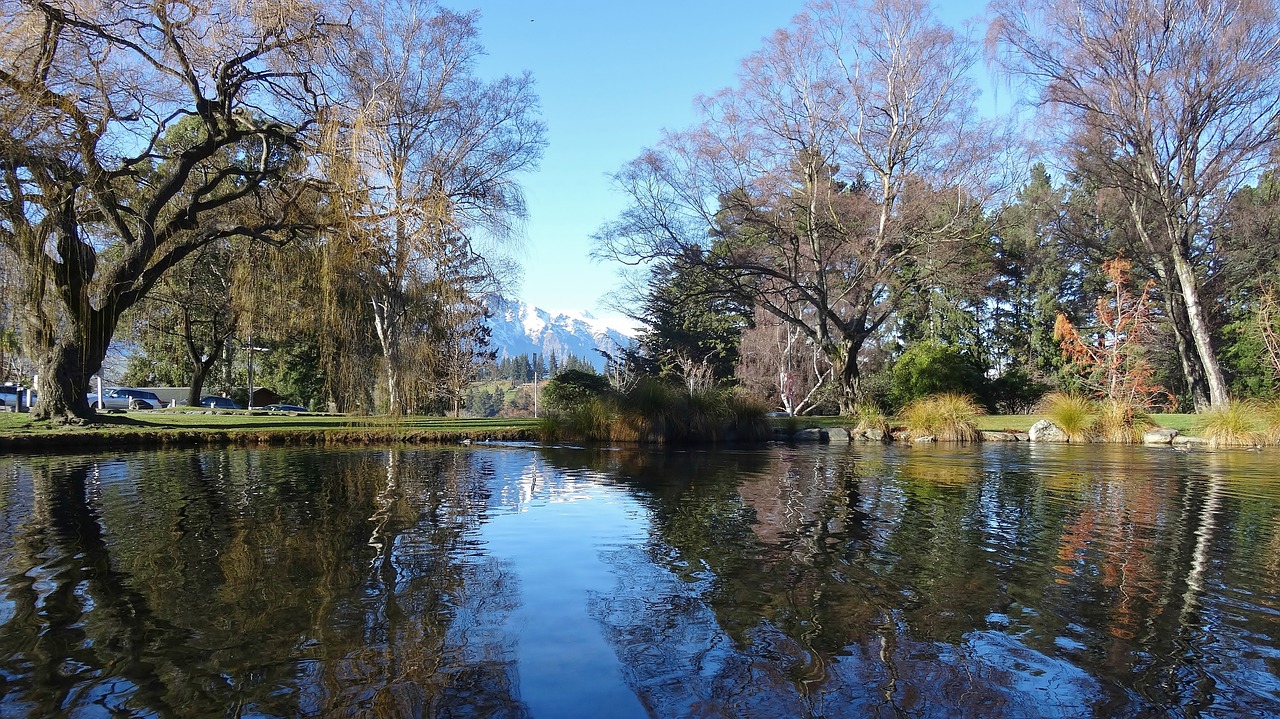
1170, 249, 1230, 408
31, 342, 100, 422
832, 337, 863, 416
187, 359, 214, 408
372, 297, 403, 415
1163, 289, 1211, 412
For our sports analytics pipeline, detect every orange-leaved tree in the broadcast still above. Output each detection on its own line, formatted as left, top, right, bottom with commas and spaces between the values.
1053, 258, 1173, 411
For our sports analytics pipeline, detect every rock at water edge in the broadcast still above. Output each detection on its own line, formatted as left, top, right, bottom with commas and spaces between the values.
1142, 428, 1179, 445
1029, 419, 1070, 443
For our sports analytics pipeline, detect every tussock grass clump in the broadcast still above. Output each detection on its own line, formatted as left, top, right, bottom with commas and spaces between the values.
1261, 400, 1280, 445
852, 403, 891, 435
1093, 400, 1150, 444
1039, 393, 1095, 442
1200, 402, 1264, 447
901, 393, 984, 442
538, 380, 769, 444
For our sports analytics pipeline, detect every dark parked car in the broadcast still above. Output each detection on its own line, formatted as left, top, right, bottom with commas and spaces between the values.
264, 404, 308, 413
88, 388, 162, 410
198, 396, 242, 410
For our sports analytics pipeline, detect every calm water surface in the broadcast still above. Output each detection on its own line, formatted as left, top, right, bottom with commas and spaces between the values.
1, 443, 1278, 718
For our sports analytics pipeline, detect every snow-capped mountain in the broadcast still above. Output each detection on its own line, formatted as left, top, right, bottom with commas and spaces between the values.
486, 299, 635, 370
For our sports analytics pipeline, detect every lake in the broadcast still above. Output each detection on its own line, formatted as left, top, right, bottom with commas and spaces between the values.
1, 443, 1278, 718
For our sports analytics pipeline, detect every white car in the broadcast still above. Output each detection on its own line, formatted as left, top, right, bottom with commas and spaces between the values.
88, 388, 163, 410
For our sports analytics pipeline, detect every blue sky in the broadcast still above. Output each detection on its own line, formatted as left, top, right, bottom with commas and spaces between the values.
462, 1, 993, 327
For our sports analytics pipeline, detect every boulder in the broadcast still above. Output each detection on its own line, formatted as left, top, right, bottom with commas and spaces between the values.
981, 431, 1020, 442
864, 428, 887, 443
913, 434, 937, 443
793, 428, 829, 443
1142, 428, 1179, 445
1029, 419, 1070, 443
1172, 434, 1210, 447
1014, 433, 1031, 442
827, 427, 852, 444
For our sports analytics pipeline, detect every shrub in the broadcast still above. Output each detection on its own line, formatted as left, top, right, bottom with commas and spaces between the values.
900, 392, 984, 442
1200, 402, 1264, 447
988, 367, 1050, 415
542, 369, 614, 411
889, 341, 989, 410
1038, 392, 1095, 442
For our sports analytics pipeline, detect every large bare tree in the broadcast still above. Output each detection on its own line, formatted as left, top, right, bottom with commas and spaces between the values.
596, 0, 1003, 413
0, 0, 332, 421
989, 0, 1280, 408
324, 0, 543, 414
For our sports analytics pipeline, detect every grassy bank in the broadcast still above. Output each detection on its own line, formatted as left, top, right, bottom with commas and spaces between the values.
771, 413, 1205, 436
0, 411, 539, 451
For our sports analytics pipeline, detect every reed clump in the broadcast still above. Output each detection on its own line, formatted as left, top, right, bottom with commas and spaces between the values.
538, 378, 770, 444
900, 392, 984, 442
1038, 392, 1095, 442
1093, 399, 1151, 444
1260, 400, 1280, 445
1200, 402, 1265, 448
852, 403, 891, 436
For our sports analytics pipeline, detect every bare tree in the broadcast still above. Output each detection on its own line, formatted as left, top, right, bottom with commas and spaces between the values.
324, 0, 543, 414
989, 0, 1280, 408
597, 0, 1003, 413
0, 0, 332, 421
736, 305, 832, 416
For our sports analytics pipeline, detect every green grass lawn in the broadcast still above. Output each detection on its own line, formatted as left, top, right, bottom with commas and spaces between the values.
0, 409, 540, 448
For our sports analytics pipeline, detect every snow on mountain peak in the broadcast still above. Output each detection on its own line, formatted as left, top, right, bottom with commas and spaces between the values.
486, 298, 635, 370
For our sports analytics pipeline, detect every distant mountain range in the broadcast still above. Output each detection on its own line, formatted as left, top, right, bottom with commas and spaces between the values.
486, 299, 635, 370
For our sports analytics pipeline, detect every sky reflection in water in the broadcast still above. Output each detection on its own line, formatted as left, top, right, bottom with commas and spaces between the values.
1, 443, 1278, 718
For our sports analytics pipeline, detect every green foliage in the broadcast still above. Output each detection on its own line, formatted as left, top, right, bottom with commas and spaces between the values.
542, 370, 614, 412
634, 257, 752, 384
889, 341, 988, 410
899, 393, 984, 442
464, 385, 505, 417
1220, 302, 1280, 399
988, 368, 1050, 415
1038, 392, 1095, 442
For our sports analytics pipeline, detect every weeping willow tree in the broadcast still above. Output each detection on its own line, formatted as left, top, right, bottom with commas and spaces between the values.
0, 1, 334, 421
321, 0, 543, 415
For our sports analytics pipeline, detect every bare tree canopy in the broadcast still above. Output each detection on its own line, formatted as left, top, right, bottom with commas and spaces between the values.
596, 0, 1007, 413
988, 0, 1280, 408
323, 0, 544, 414
0, 0, 335, 420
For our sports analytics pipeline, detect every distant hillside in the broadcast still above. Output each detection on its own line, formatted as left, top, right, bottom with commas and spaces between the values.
486, 299, 634, 370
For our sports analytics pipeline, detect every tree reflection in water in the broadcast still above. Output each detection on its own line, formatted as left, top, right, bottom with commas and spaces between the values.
0, 444, 1277, 718
0, 450, 528, 718
555, 444, 1280, 718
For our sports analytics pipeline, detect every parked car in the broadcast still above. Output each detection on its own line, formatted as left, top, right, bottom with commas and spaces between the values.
88, 388, 163, 410
0, 386, 21, 409
263, 403, 308, 413
198, 396, 242, 410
